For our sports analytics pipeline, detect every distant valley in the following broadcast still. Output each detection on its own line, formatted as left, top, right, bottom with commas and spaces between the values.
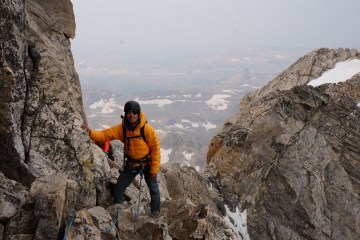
78, 47, 310, 170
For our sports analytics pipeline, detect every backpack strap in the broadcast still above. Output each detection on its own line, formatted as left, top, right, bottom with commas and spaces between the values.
122, 123, 148, 162
140, 123, 146, 143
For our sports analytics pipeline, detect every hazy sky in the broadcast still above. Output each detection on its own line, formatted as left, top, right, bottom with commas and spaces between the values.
71, 0, 360, 60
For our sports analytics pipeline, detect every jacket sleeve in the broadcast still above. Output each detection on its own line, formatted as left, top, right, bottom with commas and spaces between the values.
102, 141, 110, 153
89, 124, 123, 143
145, 125, 161, 174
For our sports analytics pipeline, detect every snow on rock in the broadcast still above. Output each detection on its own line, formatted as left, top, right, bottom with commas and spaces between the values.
308, 59, 360, 87
224, 206, 250, 240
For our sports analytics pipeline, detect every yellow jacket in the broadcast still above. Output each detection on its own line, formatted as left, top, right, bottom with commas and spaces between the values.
89, 112, 161, 174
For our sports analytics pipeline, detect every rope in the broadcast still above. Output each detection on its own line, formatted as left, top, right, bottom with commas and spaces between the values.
63, 209, 123, 238
63, 169, 144, 237
133, 169, 144, 222
100, 209, 123, 233
63, 210, 77, 240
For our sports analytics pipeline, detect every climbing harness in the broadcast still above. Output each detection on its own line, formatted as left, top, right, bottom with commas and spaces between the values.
63, 210, 77, 240
125, 156, 151, 171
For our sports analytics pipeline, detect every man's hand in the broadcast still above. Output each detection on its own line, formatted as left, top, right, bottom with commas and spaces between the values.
81, 123, 91, 133
150, 174, 157, 181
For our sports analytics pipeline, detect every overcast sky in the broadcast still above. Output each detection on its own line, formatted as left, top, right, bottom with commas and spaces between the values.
71, 0, 360, 61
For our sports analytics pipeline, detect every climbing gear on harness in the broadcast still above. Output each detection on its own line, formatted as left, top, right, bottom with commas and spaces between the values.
125, 157, 151, 172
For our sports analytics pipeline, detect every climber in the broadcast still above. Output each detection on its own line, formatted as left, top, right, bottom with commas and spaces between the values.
94, 141, 114, 160
81, 100, 161, 215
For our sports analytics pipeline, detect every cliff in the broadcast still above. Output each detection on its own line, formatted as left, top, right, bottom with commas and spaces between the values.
206, 48, 360, 239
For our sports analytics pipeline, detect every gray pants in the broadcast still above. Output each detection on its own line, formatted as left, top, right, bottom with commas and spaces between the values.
114, 164, 160, 213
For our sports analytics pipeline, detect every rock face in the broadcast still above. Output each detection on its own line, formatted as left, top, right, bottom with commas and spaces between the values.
1, 0, 108, 237
2, 0, 360, 239
206, 48, 360, 239
1, 0, 101, 209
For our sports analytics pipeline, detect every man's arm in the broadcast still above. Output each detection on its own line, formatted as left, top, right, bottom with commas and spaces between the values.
81, 122, 123, 143
146, 125, 161, 177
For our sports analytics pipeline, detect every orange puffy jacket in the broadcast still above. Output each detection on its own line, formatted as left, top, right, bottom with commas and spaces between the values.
89, 112, 161, 174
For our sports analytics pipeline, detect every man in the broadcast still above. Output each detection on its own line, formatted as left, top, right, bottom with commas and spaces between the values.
81, 100, 161, 214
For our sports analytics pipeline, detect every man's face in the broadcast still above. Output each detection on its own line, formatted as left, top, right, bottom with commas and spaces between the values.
126, 110, 139, 125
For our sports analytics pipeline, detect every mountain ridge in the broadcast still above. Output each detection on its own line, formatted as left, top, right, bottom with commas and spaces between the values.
206, 48, 360, 239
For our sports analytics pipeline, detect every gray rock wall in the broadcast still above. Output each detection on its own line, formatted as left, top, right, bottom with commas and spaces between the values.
0, 0, 29, 185
0, 0, 105, 209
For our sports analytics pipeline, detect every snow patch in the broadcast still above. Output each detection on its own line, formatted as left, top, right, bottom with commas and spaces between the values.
182, 151, 194, 161
223, 89, 243, 94
241, 83, 260, 89
223, 89, 235, 93
275, 54, 286, 59
182, 119, 200, 128
161, 148, 172, 164
224, 206, 250, 240
205, 94, 231, 110
135, 98, 173, 107
201, 121, 217, 131
308, 59, 360, 87
170, 123, 185, 129
156, 129, 167, 139
191, 122, 200, 128
89, 97, 119, 114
